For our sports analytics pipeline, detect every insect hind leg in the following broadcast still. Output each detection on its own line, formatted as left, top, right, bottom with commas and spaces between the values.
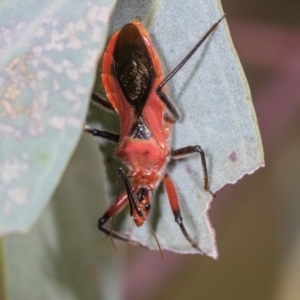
164, 174, 205, 254
171, 145, 215, 197
156, 16, 226, 123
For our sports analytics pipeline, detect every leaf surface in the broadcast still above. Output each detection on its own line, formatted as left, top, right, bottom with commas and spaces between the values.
0, 0, 115, 234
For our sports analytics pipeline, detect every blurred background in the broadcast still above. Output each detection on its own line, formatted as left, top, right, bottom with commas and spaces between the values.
117, 0, 300, 299
4, 0, 300, 299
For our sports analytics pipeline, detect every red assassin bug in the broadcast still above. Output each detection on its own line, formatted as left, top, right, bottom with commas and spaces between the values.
85, 16, 225, 255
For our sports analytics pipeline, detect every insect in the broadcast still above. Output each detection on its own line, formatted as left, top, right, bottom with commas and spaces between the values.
85, 16, 225, 256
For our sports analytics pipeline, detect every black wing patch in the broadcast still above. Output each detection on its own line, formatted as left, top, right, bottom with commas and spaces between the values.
113, 23, 154, 116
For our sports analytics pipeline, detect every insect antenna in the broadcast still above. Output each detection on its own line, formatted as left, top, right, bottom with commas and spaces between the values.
110, 204, 120, 255
144, 215, 164, 259
157, 15, 226, 93
118, 168, 164, 258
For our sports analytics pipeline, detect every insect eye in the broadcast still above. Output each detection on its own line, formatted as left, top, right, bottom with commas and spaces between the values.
144, 203, 151, 211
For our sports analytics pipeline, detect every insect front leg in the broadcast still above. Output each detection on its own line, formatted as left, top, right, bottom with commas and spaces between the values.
98, 191, 140, 246
171, 145, 215, 197
164, 175, 204, 254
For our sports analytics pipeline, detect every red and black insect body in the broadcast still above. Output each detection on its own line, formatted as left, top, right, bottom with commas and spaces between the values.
85, 16, 225, 255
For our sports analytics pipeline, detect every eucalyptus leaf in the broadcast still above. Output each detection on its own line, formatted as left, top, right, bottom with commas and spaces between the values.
2, 135, 122, 300
0, 0, 116, 234
87, 0, 264, 258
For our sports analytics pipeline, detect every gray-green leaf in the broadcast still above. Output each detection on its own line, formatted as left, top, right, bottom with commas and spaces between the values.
0, 0, 115, 234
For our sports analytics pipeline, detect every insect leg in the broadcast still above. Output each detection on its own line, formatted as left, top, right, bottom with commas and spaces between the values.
99, 192, 128, 238
117, 168, 163, 257
164, 175, 204, 254
98, 191, 140, 246
86, 93, 119, 142
156, 91, 180, 121
171, 145, 215, 197
156, 16, 226, 121
117, 167, 142, 217
91, 93, 115, 112
99, 167, 143, 247
84, 125, 119, 143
